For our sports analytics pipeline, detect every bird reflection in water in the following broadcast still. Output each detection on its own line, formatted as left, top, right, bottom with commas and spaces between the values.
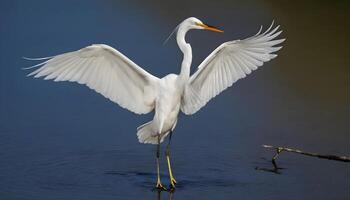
156, 190, 174, 200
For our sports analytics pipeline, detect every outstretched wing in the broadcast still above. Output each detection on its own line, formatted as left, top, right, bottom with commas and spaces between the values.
25, 44, 159, 114
181, 22, 285, 115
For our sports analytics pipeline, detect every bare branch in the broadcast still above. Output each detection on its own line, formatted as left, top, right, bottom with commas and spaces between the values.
262, 145, 350, 162
256, 145, 350, 174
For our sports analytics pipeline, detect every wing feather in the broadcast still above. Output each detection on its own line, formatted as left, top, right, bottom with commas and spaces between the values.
181, 22, 284, 115
25, 44, 159, 114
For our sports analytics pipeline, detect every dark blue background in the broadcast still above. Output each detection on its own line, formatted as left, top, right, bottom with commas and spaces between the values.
1, 0, 349, 199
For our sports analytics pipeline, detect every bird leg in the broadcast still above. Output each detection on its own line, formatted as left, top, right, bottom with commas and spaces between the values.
155, 134, 167, 191
166, 131, 177, 190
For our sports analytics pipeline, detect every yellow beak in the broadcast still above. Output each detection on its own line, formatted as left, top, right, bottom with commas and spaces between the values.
196, 22, 224, 33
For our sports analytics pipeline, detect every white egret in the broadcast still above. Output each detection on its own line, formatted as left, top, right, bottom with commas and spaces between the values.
24, 17, 284, 190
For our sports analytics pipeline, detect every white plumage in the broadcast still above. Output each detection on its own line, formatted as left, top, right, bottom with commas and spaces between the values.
25, 18, 284, 145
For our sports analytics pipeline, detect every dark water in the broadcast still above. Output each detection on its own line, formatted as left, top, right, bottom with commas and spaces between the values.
1, 0, 350, 199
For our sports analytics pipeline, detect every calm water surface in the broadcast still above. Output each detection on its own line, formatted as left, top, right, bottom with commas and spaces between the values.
0, 0, 349, 199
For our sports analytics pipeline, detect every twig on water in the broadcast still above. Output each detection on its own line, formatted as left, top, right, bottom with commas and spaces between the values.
256, 144, 350, 174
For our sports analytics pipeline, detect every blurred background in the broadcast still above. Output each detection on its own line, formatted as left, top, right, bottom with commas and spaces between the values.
0, 0, 349, 199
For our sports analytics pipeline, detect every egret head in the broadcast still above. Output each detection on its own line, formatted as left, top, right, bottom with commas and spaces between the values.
164, 17, 223, 45
183, 17, 224, 33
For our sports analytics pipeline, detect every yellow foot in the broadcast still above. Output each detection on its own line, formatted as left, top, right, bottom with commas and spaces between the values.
170, 178, 177, 189
155, 181, 167, 191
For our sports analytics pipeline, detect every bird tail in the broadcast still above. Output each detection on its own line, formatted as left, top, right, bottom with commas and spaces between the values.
137, 121, 168, 145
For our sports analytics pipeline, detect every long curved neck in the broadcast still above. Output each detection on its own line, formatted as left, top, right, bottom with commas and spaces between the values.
177, 26, 192, 81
